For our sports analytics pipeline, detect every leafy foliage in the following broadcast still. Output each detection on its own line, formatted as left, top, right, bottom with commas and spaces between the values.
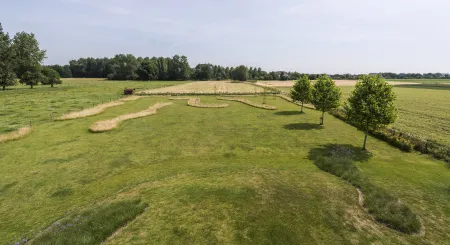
12, 31, 46, 79
311, 74, 341, 125
41, 67, 63, 87
345, 75, 397, 149
290, 75, 312, 112
0, 24, 16, 90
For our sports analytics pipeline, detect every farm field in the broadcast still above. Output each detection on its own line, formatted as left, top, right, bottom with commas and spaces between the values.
1, 79, 450, 244
278, 84, 450, 147
139, 81, 265, 94
256, 79, 434, 88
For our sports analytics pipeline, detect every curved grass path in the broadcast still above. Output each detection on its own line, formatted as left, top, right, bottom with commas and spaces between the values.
57, 101, 125, 121
89, 102, 172, 133
217, 97, 276, 110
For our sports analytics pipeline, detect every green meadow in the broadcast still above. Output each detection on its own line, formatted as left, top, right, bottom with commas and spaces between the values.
1, 80, 449, 244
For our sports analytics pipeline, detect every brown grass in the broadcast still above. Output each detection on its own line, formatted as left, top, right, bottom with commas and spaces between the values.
89, 102, 173, 133
168, 97, 192, 100
119, 96, 143, 102
187, 98, 229, 108
57, 101, 125, 121
217, 97, 276, 110
0, 127, 33, 143
256, 80, 420, 87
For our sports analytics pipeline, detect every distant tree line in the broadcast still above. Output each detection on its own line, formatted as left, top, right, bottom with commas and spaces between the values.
0, 23, 61, 90
53, 55, 450, 81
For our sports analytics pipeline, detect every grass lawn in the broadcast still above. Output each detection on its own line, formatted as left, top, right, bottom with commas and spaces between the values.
278, 84, 450, 147
1, 80, 449, 244
0, 79, 186, 134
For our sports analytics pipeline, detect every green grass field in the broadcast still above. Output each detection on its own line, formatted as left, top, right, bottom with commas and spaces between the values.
279, 84, 450, 147
1, 80, 450, 244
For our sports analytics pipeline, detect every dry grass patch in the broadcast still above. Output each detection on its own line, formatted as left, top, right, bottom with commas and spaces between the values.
119, 96, 143, 102
89, 102, 172, 133
0, 127, 33, 143
57, 101, 125, 121
187, 98, 229, 108
168, 97, 192, 100
217, 97, 276, 110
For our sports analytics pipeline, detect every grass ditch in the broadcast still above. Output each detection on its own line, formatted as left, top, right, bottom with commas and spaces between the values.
56, 101, 125, 121
309, 144, 422, 234
0, 126, 33, 143
27, 199, 147, 245
217, 97, 277, 110
89, 102, 172, 133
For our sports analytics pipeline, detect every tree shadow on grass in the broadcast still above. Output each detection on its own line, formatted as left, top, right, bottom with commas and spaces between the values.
274, 111, 304, 116
308, 144, 372, 163
283, 123, 323, 131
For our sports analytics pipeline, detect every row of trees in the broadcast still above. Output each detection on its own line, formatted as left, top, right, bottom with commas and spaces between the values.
0, 23, 61, 90
290, 74, 397, 150
56, 55, 450, 82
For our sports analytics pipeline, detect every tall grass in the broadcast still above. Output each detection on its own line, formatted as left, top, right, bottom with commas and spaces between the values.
29, 199, 147, 245
57, 101, 124, 121
0, 126, 33, 143
310, 145, 421, 234
89, 102, 172, 133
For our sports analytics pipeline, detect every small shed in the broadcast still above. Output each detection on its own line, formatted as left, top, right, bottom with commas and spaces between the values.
124, 88, 135, 95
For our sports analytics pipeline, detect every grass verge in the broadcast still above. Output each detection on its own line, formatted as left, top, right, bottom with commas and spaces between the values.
0, 126, 33, 143
217, 97, 276, 110
89, 102, 172, 133
309, 144, 422, 234
29, 199, 147, 245
57, 101, 124, 121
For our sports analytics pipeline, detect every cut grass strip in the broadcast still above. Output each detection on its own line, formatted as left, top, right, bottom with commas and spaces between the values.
217, 97, 276, 110
168, 96, 192, 100
187, 98, 229, 108
57, 101, 124, 121
309, 144, 422, 234
0, 126, 33, 143
29, 199, 147, 245
119, 95, 143, 102
89, 102, 172, 133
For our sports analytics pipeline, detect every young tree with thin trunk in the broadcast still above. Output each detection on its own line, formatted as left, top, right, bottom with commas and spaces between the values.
41, 67, 62, 87
290, 75, 312, 113
0, 23, 16, 91
345, 75, 397, 150
20, 69, 43, 89
311, 74, 341, 125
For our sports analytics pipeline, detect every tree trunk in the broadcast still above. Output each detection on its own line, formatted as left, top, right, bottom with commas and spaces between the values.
51, 83, 54, 88
320, 111, 325, 125
363, 129, 368, 150
30, 84, 33, 89
301, 101, 304, 112
2, 86, 5, 91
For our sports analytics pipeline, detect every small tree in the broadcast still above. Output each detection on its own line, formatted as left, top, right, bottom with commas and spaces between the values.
231, 65, 248, 81
0, 23, 16, 91
345, 75, 397, 150
290, 75, 312, 112
20, 68, 43, 89
311, 74, 341, 125
41, 67, 62, 87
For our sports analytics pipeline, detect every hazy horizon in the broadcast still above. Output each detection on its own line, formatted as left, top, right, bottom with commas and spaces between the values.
1, 0, 449, 74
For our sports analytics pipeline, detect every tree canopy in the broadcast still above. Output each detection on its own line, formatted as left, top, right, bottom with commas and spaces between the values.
12, 32, 46, 79
311, 75, 341, 125
345, 75, 398, 150
290, 75, 312, 112
0, 23, 16, 90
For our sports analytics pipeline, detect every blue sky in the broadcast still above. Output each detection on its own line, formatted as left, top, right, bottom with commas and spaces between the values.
1, 0, 449, 73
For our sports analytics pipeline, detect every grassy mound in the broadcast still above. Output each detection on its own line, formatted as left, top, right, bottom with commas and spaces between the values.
309, 144, 421, 234
30, 199, 147, 245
